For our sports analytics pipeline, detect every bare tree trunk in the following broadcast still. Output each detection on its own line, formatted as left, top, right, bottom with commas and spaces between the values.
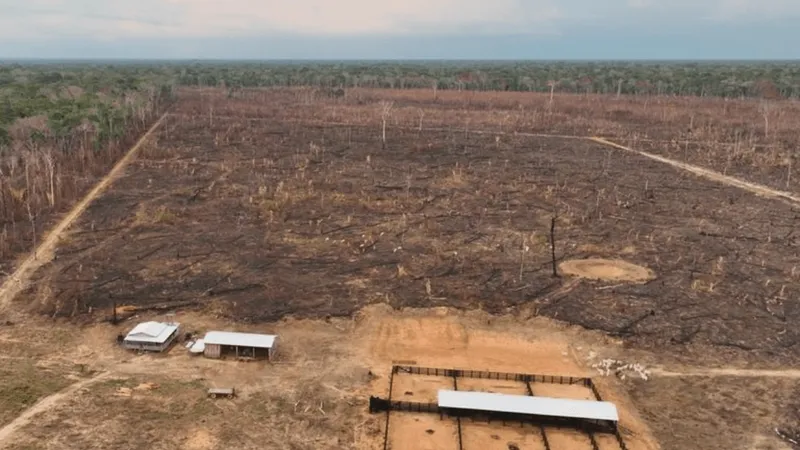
519, 235, 527, 282
380, 101, 393, 148
26, 199, 35, 258
44, 152, 55, 207
616, 79, 623, 99
550, 217, 558, 277
760, 101, 771, 138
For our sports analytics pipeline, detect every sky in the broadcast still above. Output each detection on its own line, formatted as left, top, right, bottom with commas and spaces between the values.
1, 0, 799, 60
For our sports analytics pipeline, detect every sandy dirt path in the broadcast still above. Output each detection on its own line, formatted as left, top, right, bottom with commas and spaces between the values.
590, 137, 800, 207
0, 372, 112, 448
0, 114, 167, 311
652, 368, 800, 378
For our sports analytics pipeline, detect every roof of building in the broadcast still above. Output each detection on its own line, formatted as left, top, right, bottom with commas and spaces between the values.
437, 390, 619, 422
203, 331, 276, 349
189, 339, 205, 354
124, 321, 180, 344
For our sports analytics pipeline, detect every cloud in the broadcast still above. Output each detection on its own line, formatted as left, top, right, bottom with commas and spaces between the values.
0, 0, 563, 40
0, 0, 184, 40
1, 0, 799, 43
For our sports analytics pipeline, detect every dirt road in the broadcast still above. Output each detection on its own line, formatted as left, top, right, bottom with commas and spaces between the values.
652, 368, 800, 378
0, 114, 167, 311
590, 137, 800, 207
0, 372, 111, 448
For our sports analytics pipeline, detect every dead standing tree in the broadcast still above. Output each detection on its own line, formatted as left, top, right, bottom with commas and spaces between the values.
759, 101, 772, 139
547, 80, 558, 107
379, 101, 394, 149
550, 216, 558, 277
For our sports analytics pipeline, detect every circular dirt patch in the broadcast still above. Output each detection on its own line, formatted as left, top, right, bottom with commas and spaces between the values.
559, 258, 654, 283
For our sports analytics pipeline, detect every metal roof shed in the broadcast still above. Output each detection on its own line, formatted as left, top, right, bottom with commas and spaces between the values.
202, 331, 278, 360
122, 321, 180, 352
437, 390, 619, 426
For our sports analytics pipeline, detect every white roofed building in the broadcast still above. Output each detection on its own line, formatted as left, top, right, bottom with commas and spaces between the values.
202, 331, 277, 360
437, 390, 619, 423
122, 321, 180, 352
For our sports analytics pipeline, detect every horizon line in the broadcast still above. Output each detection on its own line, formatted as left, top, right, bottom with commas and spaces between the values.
3, 57, 800, 63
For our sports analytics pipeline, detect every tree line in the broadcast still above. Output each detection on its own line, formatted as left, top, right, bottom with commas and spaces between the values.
170, 61, 800, 99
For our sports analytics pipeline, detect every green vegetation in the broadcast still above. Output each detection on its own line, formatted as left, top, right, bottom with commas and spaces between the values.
0, 64, 174, 152
0, 360, 70, 426
169, 61, 800, 98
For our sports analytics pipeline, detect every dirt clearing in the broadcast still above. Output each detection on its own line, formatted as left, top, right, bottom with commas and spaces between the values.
368, 308, 657, 450
559, 259, 655, 283
460, 421, 548, 450
388, 414, 458, 450
0, 305, 659, 450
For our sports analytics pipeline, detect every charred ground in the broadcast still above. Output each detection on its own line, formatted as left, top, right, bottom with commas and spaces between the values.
15, 88, 800, 363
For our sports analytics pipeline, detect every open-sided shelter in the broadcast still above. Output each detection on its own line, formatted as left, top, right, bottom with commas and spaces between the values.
437, 389, 619, 428
202, 331, 277, 360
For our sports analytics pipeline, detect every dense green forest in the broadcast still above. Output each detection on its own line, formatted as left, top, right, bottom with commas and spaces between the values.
0, 64, 174, 150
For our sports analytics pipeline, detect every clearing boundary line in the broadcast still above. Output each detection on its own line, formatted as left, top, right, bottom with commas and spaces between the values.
0, 113, 168, 310
590, 137, 800, 208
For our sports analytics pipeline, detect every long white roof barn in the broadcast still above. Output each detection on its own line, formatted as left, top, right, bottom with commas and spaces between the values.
125, 321, 180, 344
203, 331, 276, 348
437, 390, 619, 422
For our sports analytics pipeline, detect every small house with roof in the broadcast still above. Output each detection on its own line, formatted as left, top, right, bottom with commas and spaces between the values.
122, 321, 181, 352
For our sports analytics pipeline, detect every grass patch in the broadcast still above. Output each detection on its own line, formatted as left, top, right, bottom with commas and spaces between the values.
0, 360, 70, 427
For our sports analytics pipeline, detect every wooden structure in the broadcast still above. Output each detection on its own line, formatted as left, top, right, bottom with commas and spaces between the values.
207, 387, 235, 399
372, 365, 630, 450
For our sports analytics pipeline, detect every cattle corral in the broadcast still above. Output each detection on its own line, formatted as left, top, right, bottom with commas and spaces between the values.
372, 365, 628, 450
0, 87, 798, 450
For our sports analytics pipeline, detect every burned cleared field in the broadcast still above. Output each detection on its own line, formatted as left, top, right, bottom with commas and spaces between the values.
13, 89, 799, 363
0, 88, 798, 450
